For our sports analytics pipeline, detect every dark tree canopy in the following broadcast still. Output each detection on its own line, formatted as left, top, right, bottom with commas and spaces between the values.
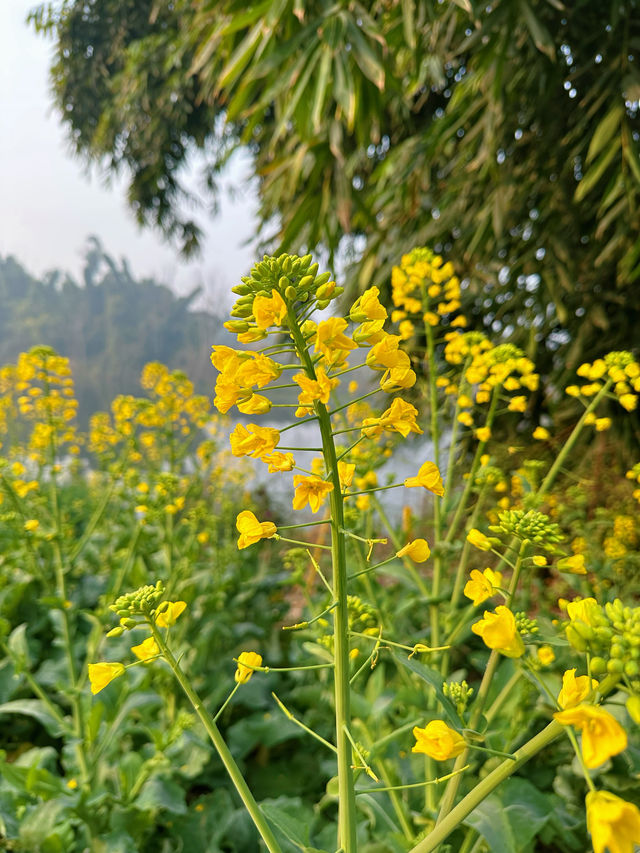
32, 0, 640, 374
0, 241, 230, 423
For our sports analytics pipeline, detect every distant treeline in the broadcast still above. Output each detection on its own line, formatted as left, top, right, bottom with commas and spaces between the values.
0, 240, 232, 425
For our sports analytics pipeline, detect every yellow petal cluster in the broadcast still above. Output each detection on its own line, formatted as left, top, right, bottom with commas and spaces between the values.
557, 668, 598, 709
88, 662, 126, 695
235, 651, 263, 684
404, 461, 444, 495
471, 605, 525, 658
292, 475, 334, 513
396, 539, 431, 563
412, 720, 466, 761
463, 568, 503, 607
236, 510, 277, 549
554, 704, 627, 768
586, 790, 640, 853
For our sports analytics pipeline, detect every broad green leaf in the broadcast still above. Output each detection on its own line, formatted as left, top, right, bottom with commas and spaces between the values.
19, 798, 70, 848
463, 777, 551, 853
260, 796, 315, 850
0, 699, 67, 737
135, 776, 187, 815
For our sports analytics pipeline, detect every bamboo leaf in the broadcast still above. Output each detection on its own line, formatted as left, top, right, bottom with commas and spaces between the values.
585, 103, 623, 164
574, 138, 620, 202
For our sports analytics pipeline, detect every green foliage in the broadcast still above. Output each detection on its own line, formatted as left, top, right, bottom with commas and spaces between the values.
0, 240, 231, 424
32, 0, 640, 371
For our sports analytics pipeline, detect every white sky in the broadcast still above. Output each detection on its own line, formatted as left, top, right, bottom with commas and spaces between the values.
0, 0, 259, 312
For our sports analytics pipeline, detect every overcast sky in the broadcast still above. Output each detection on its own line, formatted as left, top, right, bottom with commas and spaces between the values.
0, 0, 259, 310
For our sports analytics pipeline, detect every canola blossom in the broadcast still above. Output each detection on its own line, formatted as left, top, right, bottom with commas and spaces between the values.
554, 704, 628, 768
471, 606, 525, 658
235, 651, 263, 684
412, 720, 466, 761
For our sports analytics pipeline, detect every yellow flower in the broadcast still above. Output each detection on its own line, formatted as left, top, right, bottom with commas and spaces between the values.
131, 636, 160, 662
236, 510, 277, 549
566, 597, 600, 626
88, 662, 126, 695
463, 568, 503, 606
155, 601, 187, 628
557, 554, 587, 575
412, 721, 466, 761
349, 286, 388, 322
537, 645, 555, 666
314, 318, 357, 366
475, 427, 491, 442
294, 367, 339, 407
292, 475, 334, 513
235, 651, 262, 684
379, 397, 423, 437
404, 461, 444, 495
554, 704, 627, 768
508, 396, 527, 413
457, 411, 474, 427
466, 528, 492, 551
253, 290, 287, 330
586, 790, 640, 853
557, 668, 598, 709
532, 555, 547, 567
396, 539, 431, 563
261, 452, 295, 473
472, 605, 525, 658
533, 426, 550, 440
595, 417, 612, 431
338, 462, 356, 490
237, 394, 272, 415
24, 519, 39, 532
229, 423, 280, 459
619, 393, 638, 412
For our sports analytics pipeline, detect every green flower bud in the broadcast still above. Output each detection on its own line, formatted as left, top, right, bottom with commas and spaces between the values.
590, 656, 607, 675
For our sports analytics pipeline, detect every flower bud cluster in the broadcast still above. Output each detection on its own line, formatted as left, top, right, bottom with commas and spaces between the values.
110, 581, 166, 620
564, 597, 640, 686
443, 679, 474, 714
225, 253, 341, 340
568, 351, 640, 413
488, 509, 564, 548
514, 612, 539, 638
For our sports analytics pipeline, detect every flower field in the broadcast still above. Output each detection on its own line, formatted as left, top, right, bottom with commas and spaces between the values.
1, 249, 639, 852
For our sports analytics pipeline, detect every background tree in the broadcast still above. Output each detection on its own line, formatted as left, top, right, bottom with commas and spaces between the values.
31, 0, 640, 378
0, 240, 231, 423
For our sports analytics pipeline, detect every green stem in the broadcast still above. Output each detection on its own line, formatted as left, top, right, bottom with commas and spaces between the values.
410, 721, 565, 853
287, 308, 358, 853
537, 379, 613, 497
149, 622, 283, 853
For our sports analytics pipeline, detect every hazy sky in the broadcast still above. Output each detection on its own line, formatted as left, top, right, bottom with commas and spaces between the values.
0, 0, 259, 309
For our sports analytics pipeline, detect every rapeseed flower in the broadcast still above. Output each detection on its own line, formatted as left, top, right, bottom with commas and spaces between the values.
404, 461, 444, 495
131, 637, 160, 662
292, 475, 334, 513
235, 651, 263, 684
253, 291, 287, 329
586, 790, 640, 853
472, 606, 525, 658
554, 704, 627, 768
88, 662, 126, 695
464, 568, 503, 606
229, 423, 280, 459
412, 721, 466, 760
396, 539, 431, 562
155, 601, 187, 628
236, 510, 277, 549
557, 554, 587, 575
466, 528, 492, 551
557, 669, 598, 709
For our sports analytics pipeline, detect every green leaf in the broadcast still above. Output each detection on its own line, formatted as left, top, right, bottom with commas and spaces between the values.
586, 103, 623, 164
574, 138, 620, 202
463, 777, 551, 853
135, 776, 187, 815
0, 699, 66, 737
518, 1, 556, 61
260, 796, 315, 850
19, 798, 70, 848
391, 651, 460, 728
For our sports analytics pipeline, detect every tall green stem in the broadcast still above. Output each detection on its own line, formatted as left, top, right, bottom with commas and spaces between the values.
149, 623, 283, 853
287, 310, 358, 853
